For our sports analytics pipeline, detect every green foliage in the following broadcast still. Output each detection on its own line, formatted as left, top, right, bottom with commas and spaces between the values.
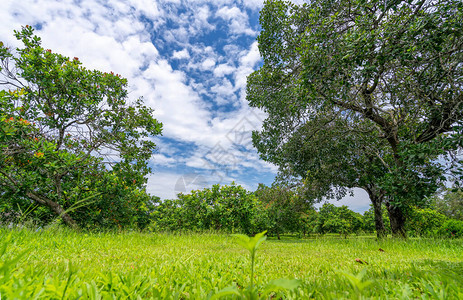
151, 183, 267, 234
247, 0, 463, 237
254, 184, 315, 238
431, 188, 463, 221
232, 231, 267, 292
213, 231, 302, 299
437, 219, 463, 238
406, 207, 447, 237
0, 26, 162, 229
317, 203, 364, 237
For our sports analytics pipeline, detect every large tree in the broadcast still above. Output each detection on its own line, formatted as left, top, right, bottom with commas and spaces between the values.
0, 26, 162, 228
247, 0, 463, 237
267, 114, 391, 238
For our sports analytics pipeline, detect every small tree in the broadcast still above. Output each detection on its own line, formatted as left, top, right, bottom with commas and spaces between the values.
255, 184, 313, 239
153, 183, 266, 234
317, 203, 363, 237
431, 188, 463, 221
406, 207, 447, 237
0, 26, 162, 228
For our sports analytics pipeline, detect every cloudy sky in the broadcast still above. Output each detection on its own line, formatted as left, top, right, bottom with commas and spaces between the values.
1, 0, 370, 212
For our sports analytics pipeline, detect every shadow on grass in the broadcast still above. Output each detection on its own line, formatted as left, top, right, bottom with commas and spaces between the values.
412, 259, 463, 277
266, 234, 379, 243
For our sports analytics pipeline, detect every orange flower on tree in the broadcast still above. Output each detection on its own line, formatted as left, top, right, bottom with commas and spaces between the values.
19, 118, 30, 125
34, 152, 44, 158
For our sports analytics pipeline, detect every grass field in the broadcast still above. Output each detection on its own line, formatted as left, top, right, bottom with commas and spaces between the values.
0, 227, 462, 299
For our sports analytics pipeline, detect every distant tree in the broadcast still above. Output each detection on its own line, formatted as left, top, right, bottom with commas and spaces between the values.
254, 184, 313, 239
317, 203, 363, 237
406, 206, 447, 237
431, 188, 463, 221
152, 184, 266, 234
247, 0, 463, 237
0, 26, 162, 228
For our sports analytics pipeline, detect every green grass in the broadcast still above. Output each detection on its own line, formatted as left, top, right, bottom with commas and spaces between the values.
1, 227, 462, 299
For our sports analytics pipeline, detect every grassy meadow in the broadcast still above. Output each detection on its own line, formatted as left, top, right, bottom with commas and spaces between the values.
0, 227, 462, 299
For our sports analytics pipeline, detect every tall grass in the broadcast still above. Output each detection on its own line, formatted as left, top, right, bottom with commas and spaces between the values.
0, 227, 462, 299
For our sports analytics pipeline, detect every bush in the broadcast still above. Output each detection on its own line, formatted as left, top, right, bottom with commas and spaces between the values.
316, 203, 364, 237
254, 184, 314, 238
437, 219, 463, 238
151, 183, 267, 234
406, 207, 447, 237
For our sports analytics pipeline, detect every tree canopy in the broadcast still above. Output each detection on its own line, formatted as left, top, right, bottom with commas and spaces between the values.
0, 26, 162, 229
247, 0, 463, 237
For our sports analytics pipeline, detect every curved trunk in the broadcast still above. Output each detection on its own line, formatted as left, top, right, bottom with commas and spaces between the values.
26, 192, 79, 230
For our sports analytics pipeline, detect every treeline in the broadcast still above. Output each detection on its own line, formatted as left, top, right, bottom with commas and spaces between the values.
3, 179, 463, 239
149, 183, 463, 238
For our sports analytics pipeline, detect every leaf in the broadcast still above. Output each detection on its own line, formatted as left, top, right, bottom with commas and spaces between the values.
339, 269, 373, 293
210, 286, 242, 299
232, 231, 267, 253
261, 278, 302, 296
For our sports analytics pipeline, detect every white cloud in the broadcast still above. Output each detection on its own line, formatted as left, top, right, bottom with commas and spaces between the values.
216, 6, 256, 35
242, 0, 264, 10
151, 154, 177, 167
211, 78, 235, 97
213, 63, 236, 77
129, 0, 161, 19
146, 172, 185, 199
172, 48, 190, 59
240, 41, 261, 68
201, 57, 216, 70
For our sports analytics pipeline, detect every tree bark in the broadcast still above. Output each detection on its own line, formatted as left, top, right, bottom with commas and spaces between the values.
26, 192, 79, 230
365, 186, 387, 239
386, 201, 407, 238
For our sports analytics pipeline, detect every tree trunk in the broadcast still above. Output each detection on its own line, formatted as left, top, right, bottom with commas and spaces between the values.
386, 202, 407, 238
372, 198, 386, 239
27, 192, 79, 230
365, 186, 387, 239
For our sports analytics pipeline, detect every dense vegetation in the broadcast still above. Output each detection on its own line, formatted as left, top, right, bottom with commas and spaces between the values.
0, 26, 162, 230
151, 183, 463, 238
1, 1, 461, 238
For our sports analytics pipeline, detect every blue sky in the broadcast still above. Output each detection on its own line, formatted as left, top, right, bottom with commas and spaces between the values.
2, 0, 371, 212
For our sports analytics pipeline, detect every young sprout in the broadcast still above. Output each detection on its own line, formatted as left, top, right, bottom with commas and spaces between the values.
233, 230, 267, 289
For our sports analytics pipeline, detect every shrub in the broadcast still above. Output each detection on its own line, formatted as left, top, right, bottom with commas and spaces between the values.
151, 183, 267, 234
437, 219, 463, 238
406, 207, 447, 237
